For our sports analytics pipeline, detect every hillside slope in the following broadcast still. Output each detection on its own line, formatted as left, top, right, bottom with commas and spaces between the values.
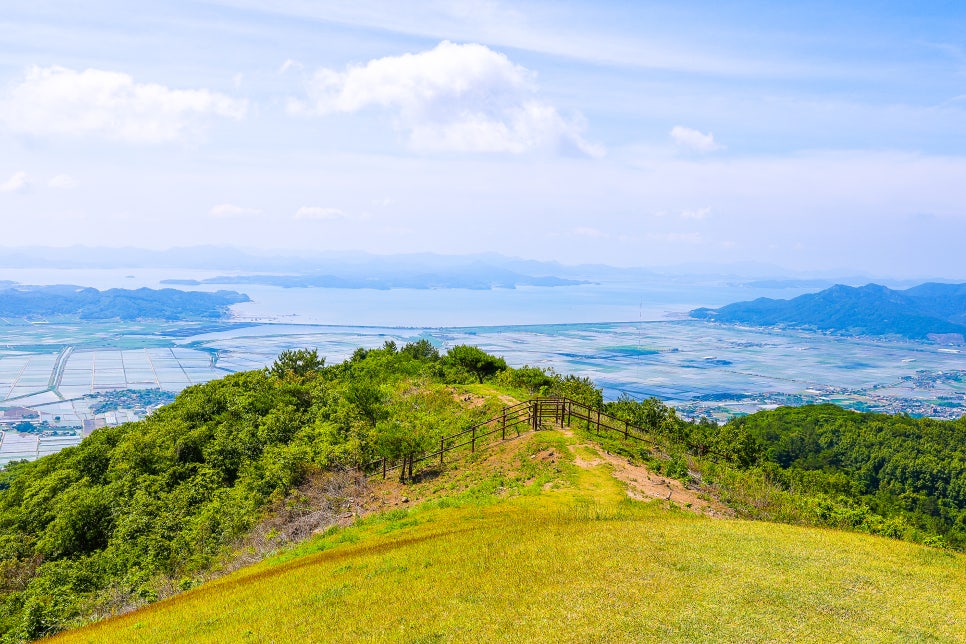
690, 282, 966, 341
54, 429, 966, 643
0, 285, 248, 320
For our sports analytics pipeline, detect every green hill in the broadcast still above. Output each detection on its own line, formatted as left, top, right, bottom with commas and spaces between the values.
690, 282, 966, 341
2, 343, 966, 642
52, 430, 966, 643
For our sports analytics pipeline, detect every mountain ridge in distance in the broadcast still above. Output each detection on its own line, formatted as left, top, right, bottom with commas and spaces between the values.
690, 282, 966, 342
0, 285, 248, 320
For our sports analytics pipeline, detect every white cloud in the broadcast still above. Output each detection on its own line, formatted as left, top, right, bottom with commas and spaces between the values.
210, 203, 261, 218
680, 207, 711, 220
47, 174, 79, 189
212, 1, 805, 79
0, 171, 29, 193
279, 59, 303, 74
294, 41, 601, 156
294, 206, 347, 220
0, 66, 248, 143
573, 226, 607, 238
670, 126, 722, 152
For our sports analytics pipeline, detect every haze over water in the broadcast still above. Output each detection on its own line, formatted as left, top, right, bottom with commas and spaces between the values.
0, 267, 823, 327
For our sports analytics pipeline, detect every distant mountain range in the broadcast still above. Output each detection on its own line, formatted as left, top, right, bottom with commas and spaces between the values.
163, 267, 583, 290
690, 283, 966, 342
0, 285, 248, 320
0, 245, 892, 285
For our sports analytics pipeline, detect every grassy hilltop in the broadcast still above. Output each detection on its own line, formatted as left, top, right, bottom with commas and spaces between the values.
54, 429, 966, 643
1, 342, 965, 641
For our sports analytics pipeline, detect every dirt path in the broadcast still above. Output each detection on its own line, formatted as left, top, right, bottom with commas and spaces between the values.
563, 429, 733, 518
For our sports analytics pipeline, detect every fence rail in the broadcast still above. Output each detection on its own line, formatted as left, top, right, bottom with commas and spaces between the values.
362, 397, 660, 482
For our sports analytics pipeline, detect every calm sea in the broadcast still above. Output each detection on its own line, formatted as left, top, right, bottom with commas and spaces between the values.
0, 268, 819, 327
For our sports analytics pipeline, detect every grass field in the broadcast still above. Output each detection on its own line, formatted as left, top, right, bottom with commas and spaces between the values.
52, 429, 966, 643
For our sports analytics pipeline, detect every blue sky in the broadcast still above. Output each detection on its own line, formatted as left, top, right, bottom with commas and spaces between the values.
1, 1, 965, 277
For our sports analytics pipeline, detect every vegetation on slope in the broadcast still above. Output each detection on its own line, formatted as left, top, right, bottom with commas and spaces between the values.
602, 397, 966, 549
690, 281, 966, 340
0, 342, 596, 642
3, 340, 966, 641
52, 429, 966, 643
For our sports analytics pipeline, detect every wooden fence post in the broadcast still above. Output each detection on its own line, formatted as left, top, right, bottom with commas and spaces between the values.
440, 437, 445, 466
382, 456, 387, 479
596, 409, 601, 434
624, 419, 629, 441
471, 425, 476, 452
502, 408, 506, 440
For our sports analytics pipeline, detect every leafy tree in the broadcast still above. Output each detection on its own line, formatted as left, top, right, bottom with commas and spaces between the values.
268, 348, 324, 380
500, 365, 554, 394
549, 374, 603, 408
401, 339, 440, 362
445, 345, 507, 383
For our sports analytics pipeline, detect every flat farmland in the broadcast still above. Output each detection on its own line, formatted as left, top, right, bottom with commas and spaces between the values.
1, 318, 964, 466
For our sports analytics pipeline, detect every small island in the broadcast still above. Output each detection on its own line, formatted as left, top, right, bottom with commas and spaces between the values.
0, 285, 249, 321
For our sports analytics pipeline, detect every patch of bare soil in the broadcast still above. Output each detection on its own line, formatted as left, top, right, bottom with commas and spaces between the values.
225, 470, 369, 573
447, 386, 488, 408
447, 387, 520, 410
565, 431, 733, 518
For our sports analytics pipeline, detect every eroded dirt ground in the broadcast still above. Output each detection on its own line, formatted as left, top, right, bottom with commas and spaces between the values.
561, 428, 734, 518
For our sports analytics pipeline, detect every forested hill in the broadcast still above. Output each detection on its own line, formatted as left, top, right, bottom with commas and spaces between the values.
690, 282, 966, 341
0, 285, 249, 320
1, 343, 966, 640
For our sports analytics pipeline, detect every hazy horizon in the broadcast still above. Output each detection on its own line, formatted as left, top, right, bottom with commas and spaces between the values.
0, 245, 963, 284
2, 2, 965, 277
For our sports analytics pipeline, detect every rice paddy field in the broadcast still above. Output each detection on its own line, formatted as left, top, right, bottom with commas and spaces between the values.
1, 317, 964, 465
0, 321, 966, 454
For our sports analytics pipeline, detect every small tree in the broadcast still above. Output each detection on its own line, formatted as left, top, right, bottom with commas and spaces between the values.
401, 338, 440, 362
509, 366, 554, 394
269, 348, 324, 380
445, 345, 507, 383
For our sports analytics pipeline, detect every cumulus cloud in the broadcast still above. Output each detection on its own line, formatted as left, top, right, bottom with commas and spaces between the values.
670, 126, 722, 152
0, 66, 248, 143
292, 41, 601, 156
47, 174, 79, 189
210, 203, 261, 218
0, 171, 29, 193
294, 206, 347, 220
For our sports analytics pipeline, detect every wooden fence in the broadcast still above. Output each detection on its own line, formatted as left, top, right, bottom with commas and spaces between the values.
362, 397, 660, 482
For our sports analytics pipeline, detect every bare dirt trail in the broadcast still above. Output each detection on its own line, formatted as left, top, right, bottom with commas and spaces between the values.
561, 428, 734, 518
